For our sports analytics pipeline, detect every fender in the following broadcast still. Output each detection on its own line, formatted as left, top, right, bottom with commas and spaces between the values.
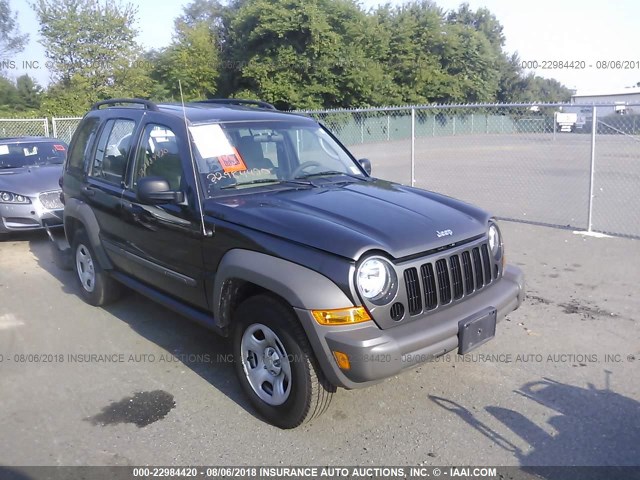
63, 197, 113, 270
212, 249, 354, 328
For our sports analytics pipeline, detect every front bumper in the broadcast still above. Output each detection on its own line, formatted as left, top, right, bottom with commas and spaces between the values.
0, 202, 63, 233
296, 264, 525, 389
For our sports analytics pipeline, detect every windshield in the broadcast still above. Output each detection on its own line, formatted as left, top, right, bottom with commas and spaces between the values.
188, 121, 364, 196
0, 141, 67, 169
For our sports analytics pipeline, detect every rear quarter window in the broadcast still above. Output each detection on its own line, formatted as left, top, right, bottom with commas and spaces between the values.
66, 116, 101, 173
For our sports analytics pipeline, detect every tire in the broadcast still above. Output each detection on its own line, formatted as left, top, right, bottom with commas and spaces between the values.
72, 229, 121, 306
232, 294, 335, 429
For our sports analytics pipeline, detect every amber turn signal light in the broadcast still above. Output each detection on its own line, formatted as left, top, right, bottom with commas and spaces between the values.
332, 351, 351, 370
311, 307, 371, 325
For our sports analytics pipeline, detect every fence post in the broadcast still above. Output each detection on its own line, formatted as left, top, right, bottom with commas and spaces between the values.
553, 112, 556, 141
471, 114, 474, 134
387, 115, 390, 141
43, 119, 50, 137
360, 118, 364, 144
411, 107, 415, 186
52, 117, 57, 138
452, 116, 456, 136
587, 106, 597, 233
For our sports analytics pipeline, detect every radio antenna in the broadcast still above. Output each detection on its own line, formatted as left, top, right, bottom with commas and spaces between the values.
179, 80, 212, 237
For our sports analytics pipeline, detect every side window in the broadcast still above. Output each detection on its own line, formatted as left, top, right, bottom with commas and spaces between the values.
66, 117, 100, 172
133, 124, 183, 191
90, 119, 136, 185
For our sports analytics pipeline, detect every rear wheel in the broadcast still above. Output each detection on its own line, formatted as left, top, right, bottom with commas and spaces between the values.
232, 294, 335, 429
72, 229, 121, 306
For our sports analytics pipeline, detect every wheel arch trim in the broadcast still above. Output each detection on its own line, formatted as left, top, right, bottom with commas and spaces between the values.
213, 249, 354, 329
63, 197, 113, 269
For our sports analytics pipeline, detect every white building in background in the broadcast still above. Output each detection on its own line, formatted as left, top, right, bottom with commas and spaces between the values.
571, 86, 640, 105
570, 86, 640, 117
556, 86, 640, 130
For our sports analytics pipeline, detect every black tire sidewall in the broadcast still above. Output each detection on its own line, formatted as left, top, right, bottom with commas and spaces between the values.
71, 230, 110, 306
232, 296, 315, 429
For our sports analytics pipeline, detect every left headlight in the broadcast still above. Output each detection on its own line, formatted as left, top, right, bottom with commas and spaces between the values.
356, 256, 398, 305
0, 191, 31, 204
488, 222, 502, 259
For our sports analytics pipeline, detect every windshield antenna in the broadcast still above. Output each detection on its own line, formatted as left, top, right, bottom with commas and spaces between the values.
179, 80, 212, 237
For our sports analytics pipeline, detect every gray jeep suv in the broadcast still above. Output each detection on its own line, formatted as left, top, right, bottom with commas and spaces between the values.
61, 98, 525, 428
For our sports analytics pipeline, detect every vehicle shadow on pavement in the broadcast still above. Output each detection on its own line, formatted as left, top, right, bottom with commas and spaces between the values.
430, 375, 640, 475
28, 237, 262, 423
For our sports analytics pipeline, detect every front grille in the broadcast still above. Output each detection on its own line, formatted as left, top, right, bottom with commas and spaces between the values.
39, 191, 63, 210
402, 242, 497, 316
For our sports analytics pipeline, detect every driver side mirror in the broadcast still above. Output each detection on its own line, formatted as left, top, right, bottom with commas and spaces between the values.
358, 158, 372, 175
137, 177, 184, 205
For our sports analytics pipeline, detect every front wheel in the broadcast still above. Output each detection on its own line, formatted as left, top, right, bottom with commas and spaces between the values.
232, 295, 335, 428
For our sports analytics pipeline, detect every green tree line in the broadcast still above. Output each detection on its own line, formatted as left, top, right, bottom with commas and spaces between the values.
0, 0, 573, 117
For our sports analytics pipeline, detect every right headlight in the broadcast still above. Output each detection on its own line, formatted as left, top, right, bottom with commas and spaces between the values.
356, 256, 398, 305
488, 222, 503, 259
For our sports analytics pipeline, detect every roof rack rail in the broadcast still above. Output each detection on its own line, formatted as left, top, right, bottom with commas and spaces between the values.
91, 98, 159, 111
194, 99, 277, 110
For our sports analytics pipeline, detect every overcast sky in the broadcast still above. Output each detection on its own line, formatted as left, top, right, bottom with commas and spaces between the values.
9, 0, 640, 95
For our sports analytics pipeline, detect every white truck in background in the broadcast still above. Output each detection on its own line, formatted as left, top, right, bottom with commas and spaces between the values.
555, 112, 578, 132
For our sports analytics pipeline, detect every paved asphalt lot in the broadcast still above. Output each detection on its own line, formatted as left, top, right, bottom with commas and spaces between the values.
0, 222, 638, 467
349, 133, 640, 238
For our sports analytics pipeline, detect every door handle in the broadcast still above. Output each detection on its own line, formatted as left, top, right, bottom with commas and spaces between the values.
122, 202, 157, 230
81, 185, 96, 197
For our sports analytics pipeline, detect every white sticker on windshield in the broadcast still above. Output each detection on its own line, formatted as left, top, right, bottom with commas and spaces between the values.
0, 145, 8, 155
189, 124, 235, 159
23, 146, 37, 156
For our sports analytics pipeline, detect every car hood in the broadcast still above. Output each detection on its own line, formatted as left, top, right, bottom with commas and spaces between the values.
205, 179, 491, 260
0, 164, 63, 196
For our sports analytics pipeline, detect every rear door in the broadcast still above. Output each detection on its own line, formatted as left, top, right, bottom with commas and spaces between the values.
81, 115, 140, 271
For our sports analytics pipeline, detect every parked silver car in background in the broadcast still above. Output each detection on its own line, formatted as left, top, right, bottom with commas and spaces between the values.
0, 137, 67, 236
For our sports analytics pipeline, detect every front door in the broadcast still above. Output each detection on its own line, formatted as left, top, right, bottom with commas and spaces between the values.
117, 118, 208, 309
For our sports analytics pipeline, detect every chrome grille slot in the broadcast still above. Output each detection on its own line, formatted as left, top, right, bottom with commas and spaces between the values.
450, 255, 463, 300
481, 244, 492, 285
420, 263, 438, 310
403, 267, 422, 315
435, 259, 452, 305
461, 251, 474, 293
472, 247, 484, 289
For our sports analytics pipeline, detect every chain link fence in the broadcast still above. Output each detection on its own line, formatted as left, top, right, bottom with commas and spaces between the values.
1, 104, 638, 238
52, 117, 83, 144
0, 118, 49, 138
305, 103, 640, 239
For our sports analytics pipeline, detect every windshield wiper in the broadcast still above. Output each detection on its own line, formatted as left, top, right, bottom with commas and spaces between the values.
220, 178, 316, 190
295, 170, 370, 182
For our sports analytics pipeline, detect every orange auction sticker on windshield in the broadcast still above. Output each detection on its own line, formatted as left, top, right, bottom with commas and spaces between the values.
218, 148, 247, 173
